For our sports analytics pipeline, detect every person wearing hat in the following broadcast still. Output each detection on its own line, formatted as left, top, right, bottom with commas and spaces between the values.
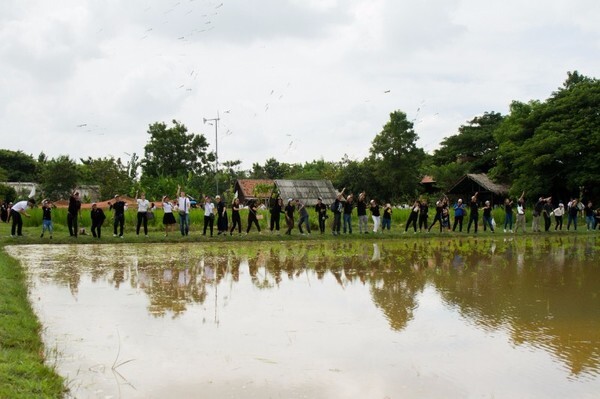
40, 199, 53, 239
67, 189, 82, 237
111, 194, 127, 238
91, 202, 106, 239
9, 198, 35, 237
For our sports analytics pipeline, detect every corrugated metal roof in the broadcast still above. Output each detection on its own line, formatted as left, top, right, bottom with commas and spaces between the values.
274, 179, 338, 206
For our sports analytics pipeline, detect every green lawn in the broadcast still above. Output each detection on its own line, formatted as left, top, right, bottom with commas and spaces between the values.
0, 248, 65, 399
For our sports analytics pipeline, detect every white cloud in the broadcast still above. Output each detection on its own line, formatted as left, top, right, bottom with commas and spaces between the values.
1, 0, 600, 170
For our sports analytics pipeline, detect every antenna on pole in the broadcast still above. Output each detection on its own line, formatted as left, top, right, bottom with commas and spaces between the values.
203, 113, 220, 195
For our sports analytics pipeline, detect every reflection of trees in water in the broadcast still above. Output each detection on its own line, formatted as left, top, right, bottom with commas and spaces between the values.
33, 237, 600, 376
431, 236, 600, 377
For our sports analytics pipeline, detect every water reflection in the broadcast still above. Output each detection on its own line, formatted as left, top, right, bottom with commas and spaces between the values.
7, 236, 600, 396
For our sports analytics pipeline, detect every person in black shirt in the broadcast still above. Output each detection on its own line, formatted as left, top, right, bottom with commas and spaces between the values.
246, 199, 261, 234
428, 196, 447, 233
343, 194, 354, 234
405, 200, 419, 233
467, 193, 479, 233
284, 199, 295, 235
543, 197, 553, 232
216, 195, 228, 235
91, 203, 106, 238
0, 201, 8, 223
67, 190, 81, 237
370, 199, 381, 233
482, 200, 495, 232
418, 200, 428, 232
331, 191, 344, 236
230, 198, 242, 235
315, 197, 328, 234
111, 195, 126, 237
40, 199, 53, 239
356, 191, 368, 234
270, 198, 284, 233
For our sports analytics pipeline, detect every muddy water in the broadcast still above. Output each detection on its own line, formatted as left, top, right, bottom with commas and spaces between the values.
7, 236, 600, 398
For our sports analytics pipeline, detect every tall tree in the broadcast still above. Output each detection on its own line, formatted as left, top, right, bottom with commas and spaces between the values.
79, 157, 134, 200
491, 71, 600, 201
141, 120, 213, 180
39, 155, 79, 200
0, 149, 38, 182
250, 158, 289, 179
432, 111, 504, 173
368, 111, 426, 201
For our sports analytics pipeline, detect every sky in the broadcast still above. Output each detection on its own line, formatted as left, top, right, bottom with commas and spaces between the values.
1, 0, 599, 171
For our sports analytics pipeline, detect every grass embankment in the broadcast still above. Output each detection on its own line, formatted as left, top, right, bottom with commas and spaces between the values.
0, 248, 65, 399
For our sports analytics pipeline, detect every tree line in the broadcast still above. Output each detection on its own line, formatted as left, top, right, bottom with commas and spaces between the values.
1, 71, 598, 205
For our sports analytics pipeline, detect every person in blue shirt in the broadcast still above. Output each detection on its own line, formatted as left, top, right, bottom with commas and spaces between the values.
452, 198, 466, 232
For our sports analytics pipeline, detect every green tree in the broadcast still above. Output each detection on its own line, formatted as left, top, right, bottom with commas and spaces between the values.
78, 157, 134, 200
39, 155, 79, 200
141, 120, 213, 180
250, 158, 289, 179
432, 111, 504, 173
368, 110, 427, 201
491, 71, 600, 200
0, 150, 38, 182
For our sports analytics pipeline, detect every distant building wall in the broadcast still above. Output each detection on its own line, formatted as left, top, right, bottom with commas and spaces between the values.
5, 182, 101, 202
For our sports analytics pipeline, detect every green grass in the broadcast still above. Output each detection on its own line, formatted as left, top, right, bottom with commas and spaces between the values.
0, 248, 66, 399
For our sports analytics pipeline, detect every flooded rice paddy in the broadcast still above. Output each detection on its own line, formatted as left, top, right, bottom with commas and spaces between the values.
7, 236, 600, 398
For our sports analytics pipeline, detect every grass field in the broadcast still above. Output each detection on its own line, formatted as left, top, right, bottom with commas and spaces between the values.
0, 248, 65, 399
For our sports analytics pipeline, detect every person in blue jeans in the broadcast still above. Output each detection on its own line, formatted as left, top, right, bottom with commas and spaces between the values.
567, 199, 579, 231
504, 198, 514, 232
482, 200, 495, 232
343, 194, 354, 234
585, 201, 596, 230
452, 198, 466, 232
382, 203, 393, 232
177, 185, 191, 236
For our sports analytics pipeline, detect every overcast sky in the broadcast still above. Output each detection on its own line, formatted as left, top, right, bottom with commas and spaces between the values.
2, 0, 599, 170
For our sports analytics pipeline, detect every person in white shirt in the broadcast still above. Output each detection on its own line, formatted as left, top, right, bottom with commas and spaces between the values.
514, 191, 526, 233
135, 191, 151, 237
162, 195, 177, 236
553, 203, 565, 230
177, 185, 191, 236
203, 196, 215, 237
9, 198, 36, 237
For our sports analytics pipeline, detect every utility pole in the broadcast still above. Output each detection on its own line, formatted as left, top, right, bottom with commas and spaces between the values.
203, 113, 220, 195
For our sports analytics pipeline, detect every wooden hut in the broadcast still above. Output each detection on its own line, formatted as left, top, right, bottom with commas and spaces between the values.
234, 179, 275, 204
446, 173, 509, 205
420, 175, 438, 194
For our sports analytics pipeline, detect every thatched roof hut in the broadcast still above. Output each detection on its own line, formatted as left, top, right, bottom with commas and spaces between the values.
447, 173, 510, 204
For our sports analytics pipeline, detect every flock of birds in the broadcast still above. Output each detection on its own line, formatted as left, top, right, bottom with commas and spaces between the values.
74, 1, 439, 157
